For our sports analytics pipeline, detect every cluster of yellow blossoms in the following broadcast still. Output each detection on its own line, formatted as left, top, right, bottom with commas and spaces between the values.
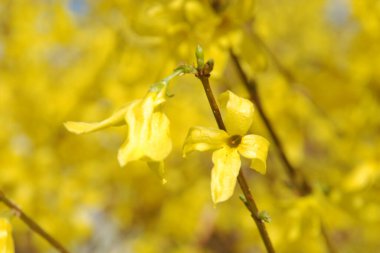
65, 73, 269, 204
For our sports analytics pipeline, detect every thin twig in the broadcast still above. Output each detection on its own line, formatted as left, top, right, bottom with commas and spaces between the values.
229, 50, 338, 253
247, 29, 331, 119
321, 222, 338, 253
0, 190, 72, 253
196, 69, 276, 253
236, 169, 275, 253
247, 29, 343, 136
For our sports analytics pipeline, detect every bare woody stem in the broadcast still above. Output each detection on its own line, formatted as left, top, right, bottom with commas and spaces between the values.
0, 190, 72, 253
196, 69, 275, 253
236, 170, 275, 253
229, 50, 338, 253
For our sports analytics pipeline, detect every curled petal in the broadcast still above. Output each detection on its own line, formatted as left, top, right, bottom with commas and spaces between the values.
145, 112, 172, 161
65, 78, 173, 171
118, 85, 171, 167
238, 135, 270, 174
118, 100, 150, 166
219, 90, 254, 135
64, 105, 129, 134
182, 127, 228, 157
211, 147, 241, 203
0, 218, 14, 253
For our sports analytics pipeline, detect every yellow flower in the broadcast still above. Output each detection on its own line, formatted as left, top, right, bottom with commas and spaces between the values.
0, 218, 14, 253
183, 91, 269, 203
64, 82, 172, 169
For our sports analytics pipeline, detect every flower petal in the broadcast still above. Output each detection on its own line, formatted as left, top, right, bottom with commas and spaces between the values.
219, 90, 254, 135
182, 126, 228, 157
238, 135, 270, 174
211, 147, 241, 203
145, 112, 172, 161
64, 105, 129, 134
118, 100, 152, 166
118, 84, 171, 167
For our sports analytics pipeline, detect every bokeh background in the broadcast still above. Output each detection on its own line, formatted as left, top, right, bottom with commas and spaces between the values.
1, 0, 379, 252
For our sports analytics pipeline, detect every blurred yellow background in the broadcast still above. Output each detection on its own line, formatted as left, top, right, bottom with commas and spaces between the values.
0, 0, 379, 252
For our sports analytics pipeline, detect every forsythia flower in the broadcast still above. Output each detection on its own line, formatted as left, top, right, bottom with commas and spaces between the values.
183, 91, 269, 203
0, 218, 14, 253
64, 82, 172, 170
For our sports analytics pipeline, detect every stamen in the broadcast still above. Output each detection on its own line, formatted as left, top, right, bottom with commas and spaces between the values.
228, 135, 242, 148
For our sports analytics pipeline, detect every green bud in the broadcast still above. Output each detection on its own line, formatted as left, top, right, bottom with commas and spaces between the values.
195, 44, 204, 68
258, 211, 272, 223
239, 194, 247, 203
204, 59, 214, 75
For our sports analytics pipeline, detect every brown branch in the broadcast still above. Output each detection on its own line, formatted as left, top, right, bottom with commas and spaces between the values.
236, 169, 275, 253
321, 222, 338, 253
0, 190, 72, 253
196, 65, 276, 253
229, 50, 338, 253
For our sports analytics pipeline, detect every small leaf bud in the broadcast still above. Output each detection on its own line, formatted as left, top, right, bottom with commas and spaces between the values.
258, 211, 272, 223
195, 44, 204, 68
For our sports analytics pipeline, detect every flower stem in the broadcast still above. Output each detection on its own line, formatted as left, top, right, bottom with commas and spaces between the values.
237, 170, 276, 253
197, 76, 225, 130
196, 71, 276, 253
0, 190, 72, 253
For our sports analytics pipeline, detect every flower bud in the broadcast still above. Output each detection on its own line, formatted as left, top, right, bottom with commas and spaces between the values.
195, 44, 204, 68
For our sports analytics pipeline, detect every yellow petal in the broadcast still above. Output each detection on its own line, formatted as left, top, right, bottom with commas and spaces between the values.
146, 112, 172, 161
211, 147, 241, 203
64, 105, 129, 134
219, 90, 254, 135
182, 126, 228, 157
118, 90, 169, 166
238, 135, 270, 174
118, 100, 151, 166
0, 218, 14, 253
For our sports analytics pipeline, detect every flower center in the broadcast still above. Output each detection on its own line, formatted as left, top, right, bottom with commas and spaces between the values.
227, 135, 242, 148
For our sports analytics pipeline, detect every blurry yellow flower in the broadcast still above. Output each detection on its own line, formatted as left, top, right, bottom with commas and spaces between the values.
0, 218, 14, 253
183, 91, 269, 203
65, 82, 172, 168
